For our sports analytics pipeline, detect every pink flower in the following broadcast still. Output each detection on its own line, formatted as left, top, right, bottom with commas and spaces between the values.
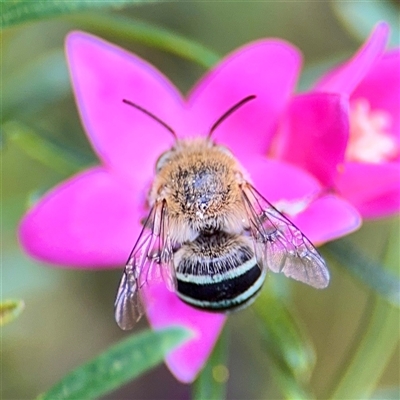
276, 22, 400, 218
19, 32, 360, 383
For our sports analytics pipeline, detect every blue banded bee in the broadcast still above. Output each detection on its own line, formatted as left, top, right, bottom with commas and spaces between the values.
115, 95, 329, 330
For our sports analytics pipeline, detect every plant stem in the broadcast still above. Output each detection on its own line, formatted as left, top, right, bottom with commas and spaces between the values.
327, 222, 400, 399
192, 325, 229, 400
69, 13, 221, 69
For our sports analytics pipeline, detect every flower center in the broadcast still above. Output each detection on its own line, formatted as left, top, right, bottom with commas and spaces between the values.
347, 98, 398, 163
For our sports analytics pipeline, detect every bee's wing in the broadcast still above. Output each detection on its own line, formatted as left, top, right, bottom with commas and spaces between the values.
114, 200, 176, 330
241, 184, 329, 289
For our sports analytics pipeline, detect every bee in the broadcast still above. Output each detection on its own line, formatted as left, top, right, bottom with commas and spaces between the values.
115, 95, 329, 330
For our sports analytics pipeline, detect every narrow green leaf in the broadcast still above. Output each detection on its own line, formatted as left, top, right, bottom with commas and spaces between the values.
328, 224, 400, 399
332, 0, 400, 47
38, 326, 191, 400
2, 50, 70, 121
0, 299, 25, 326
69, 13, 220, 69
192, 326, 229, 400
370, 386, 400, 400
269, 363, 314, 400
252, 289, 316, 384
1, 0, 158, 29
324, 238, 400, 307
4, 120, 94, 175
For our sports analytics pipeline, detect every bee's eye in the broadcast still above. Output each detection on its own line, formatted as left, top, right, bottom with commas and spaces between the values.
155, 150, 174, 172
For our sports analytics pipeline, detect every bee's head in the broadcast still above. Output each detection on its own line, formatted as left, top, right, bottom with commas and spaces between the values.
154, 138, 234, 173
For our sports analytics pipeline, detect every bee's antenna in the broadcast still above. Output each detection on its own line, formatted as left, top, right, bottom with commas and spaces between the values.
207, 95, 256, 139
123, 99, 177, 140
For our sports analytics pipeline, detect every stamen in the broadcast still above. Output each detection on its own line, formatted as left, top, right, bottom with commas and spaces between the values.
347, 98, 398, 163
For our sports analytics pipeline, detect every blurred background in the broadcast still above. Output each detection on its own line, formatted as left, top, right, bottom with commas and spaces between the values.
2, 1, 399, 399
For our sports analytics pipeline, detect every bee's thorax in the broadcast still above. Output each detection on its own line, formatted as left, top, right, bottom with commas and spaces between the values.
150, 138, 248, 242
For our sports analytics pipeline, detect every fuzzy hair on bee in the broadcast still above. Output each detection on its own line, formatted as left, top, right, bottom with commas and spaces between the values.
114, 95, 329, 330
150, 138, 249, 243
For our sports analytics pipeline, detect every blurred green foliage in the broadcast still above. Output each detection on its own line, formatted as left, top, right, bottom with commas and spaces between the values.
332, 1, 400, 47
38, 327, 191, 400
193, 326, 229, 400
1, 0, 156, 28
2, 1, 399, 399
0, 299, 25, 326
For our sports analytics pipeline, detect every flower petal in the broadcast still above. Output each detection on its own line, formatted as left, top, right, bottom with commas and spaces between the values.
315, 22, 389, 95
19, 167, 146, 267
292, 195, 361, 245
351, 49, 400, 142
276, 92, 349, 187
245, 157, 360, 244
245, 156, 321, 203
66, 31, 185, 183
143, 282, 225, 383
188, 40, 301, 160
336, 162, 400, 218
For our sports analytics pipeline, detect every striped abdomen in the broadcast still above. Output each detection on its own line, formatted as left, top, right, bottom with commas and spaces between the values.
174, 232, 265, 311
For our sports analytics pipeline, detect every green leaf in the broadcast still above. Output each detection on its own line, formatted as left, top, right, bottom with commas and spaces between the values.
2, 50, 70, 121
324, 238, 400, 308
332, 0, 400, 47
192, 325, 229, 400
38, 326, 191, 400
69, 13, 220, 69
252, 288, 315, 399
4, 120, 94, 175
1, 0, 157, 29
0, 299, 25, 326
5, 119, 91, 171
328, 224, 400, 399
269, 363, 314, 400
370, 386, 400, 400
252, 289, 316, 384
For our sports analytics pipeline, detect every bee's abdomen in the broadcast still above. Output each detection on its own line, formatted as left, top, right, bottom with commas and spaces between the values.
174, 232, 265, 311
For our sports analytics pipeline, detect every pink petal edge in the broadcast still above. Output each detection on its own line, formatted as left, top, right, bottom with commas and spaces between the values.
336, 162, 400, 218
315, 22, 389, 95
66, 31, 184, 184
293, 194, 361, 245
188, 39, 302, 160
19, 167, 145, 267
144, 282, 225, 383
276, 92, 349, 187
351, 49, 400, 142
244, 156, 321, 203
